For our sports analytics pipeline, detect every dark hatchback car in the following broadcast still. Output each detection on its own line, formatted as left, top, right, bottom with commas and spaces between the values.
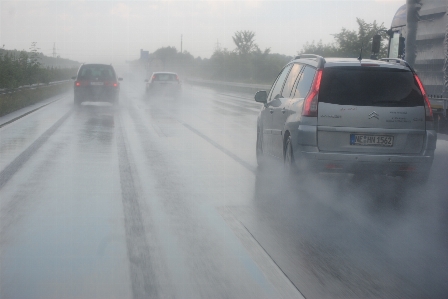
73, 64, 123, 105
255, 55, 436, 182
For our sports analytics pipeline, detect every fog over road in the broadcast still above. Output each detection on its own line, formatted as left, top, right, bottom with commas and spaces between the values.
1, 78, 447, 298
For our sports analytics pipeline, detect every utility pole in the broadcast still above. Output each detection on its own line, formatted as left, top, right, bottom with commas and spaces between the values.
180, 34, 183, 76
52, 43, 56, 58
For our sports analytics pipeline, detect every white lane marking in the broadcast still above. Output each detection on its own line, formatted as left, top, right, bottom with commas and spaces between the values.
219, 207, 306, 299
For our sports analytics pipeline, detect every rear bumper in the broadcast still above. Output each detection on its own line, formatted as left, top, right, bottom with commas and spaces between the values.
293, 124, 436, 175
147, 83, 181, 93
74, 88, 119, 102
295, 150, 434, 175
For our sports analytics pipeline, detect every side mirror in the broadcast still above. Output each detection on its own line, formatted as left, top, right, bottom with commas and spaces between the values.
118, 77, 123, 81
254, 90, 267, 103
371, 34, 381, 54
71, 76, 76, 80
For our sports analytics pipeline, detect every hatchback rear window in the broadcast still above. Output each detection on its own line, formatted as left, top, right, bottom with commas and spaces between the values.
153, 74, 177, 81
319, 67, 424, 107
78, 65, 115, 80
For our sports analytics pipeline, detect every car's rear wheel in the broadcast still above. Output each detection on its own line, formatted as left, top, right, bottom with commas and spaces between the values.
256, 128, 265, 168
284, 136, 297, 175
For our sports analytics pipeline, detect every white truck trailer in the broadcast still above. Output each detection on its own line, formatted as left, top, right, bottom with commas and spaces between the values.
385, 0, 448, 130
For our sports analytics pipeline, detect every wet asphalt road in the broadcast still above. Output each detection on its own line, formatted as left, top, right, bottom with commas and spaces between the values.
0, 78, 448, 299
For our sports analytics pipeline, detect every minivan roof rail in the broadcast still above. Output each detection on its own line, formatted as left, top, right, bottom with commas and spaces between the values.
380, 58, 413, 71
294, 54, 326, 68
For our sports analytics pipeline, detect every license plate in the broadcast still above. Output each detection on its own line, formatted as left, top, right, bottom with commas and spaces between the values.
90, 82, 104, 86
350, 134, 394, 147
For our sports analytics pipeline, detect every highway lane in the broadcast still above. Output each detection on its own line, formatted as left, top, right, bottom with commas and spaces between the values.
0, 79, 447, 298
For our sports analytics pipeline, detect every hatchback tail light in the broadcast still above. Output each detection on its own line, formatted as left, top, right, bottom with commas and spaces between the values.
302, 69, 323, 117
75, 81, 81, 87
414, 74, 433, 122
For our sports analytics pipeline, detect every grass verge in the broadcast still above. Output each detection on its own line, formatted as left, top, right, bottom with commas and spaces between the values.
0, 82, 72, 117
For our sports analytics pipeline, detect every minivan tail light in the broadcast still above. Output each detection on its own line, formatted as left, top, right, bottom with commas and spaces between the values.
302, 69, 323, 117
414, 74, 433, 121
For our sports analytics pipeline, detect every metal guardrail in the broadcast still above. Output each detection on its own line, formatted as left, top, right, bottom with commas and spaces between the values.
186, 78, 271, 92
0, 80, 71, 95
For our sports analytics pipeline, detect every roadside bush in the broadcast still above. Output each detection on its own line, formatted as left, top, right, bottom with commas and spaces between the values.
0, 49, 78, 89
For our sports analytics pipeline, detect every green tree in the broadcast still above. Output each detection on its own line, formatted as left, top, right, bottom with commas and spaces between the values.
0, 47, 78, 89
300, 18, 388, 59
152, 46, 178, 70
232, 31, 257, 55
300, 40, 341, 57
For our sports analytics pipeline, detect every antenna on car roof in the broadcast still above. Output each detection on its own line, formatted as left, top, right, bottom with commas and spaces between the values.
358, 42, 364, 62
357, 42, 363, 62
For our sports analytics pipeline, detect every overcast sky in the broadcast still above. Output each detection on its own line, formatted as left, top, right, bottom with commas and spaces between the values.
1, 0, 403, 64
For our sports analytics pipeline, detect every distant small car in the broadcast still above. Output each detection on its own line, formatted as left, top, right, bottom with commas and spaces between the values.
145, 72, 181, 96
73, 64, 122, 105
255, 54, 437, 183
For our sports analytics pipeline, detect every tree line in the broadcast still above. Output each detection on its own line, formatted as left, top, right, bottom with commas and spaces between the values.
0, 43, 79, 89
139, 18, 388, 84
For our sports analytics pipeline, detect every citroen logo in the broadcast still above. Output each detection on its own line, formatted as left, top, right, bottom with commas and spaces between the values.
369, 111, 379, 119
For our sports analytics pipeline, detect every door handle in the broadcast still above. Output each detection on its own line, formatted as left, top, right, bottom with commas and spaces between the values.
270, 109, 274, 114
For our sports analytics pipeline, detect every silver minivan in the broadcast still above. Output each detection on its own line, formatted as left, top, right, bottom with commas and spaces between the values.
255, 55, 437, 182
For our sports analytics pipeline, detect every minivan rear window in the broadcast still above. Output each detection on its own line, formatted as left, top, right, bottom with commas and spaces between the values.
319, 67, 424, 107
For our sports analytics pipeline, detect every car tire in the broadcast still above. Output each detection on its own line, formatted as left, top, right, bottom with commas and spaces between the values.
256, 128, 265, 168
74, 97, 82, 106
284, 136, 297, 175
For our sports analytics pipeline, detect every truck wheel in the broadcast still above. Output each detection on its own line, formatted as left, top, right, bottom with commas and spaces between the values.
440, 116, 448, 134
